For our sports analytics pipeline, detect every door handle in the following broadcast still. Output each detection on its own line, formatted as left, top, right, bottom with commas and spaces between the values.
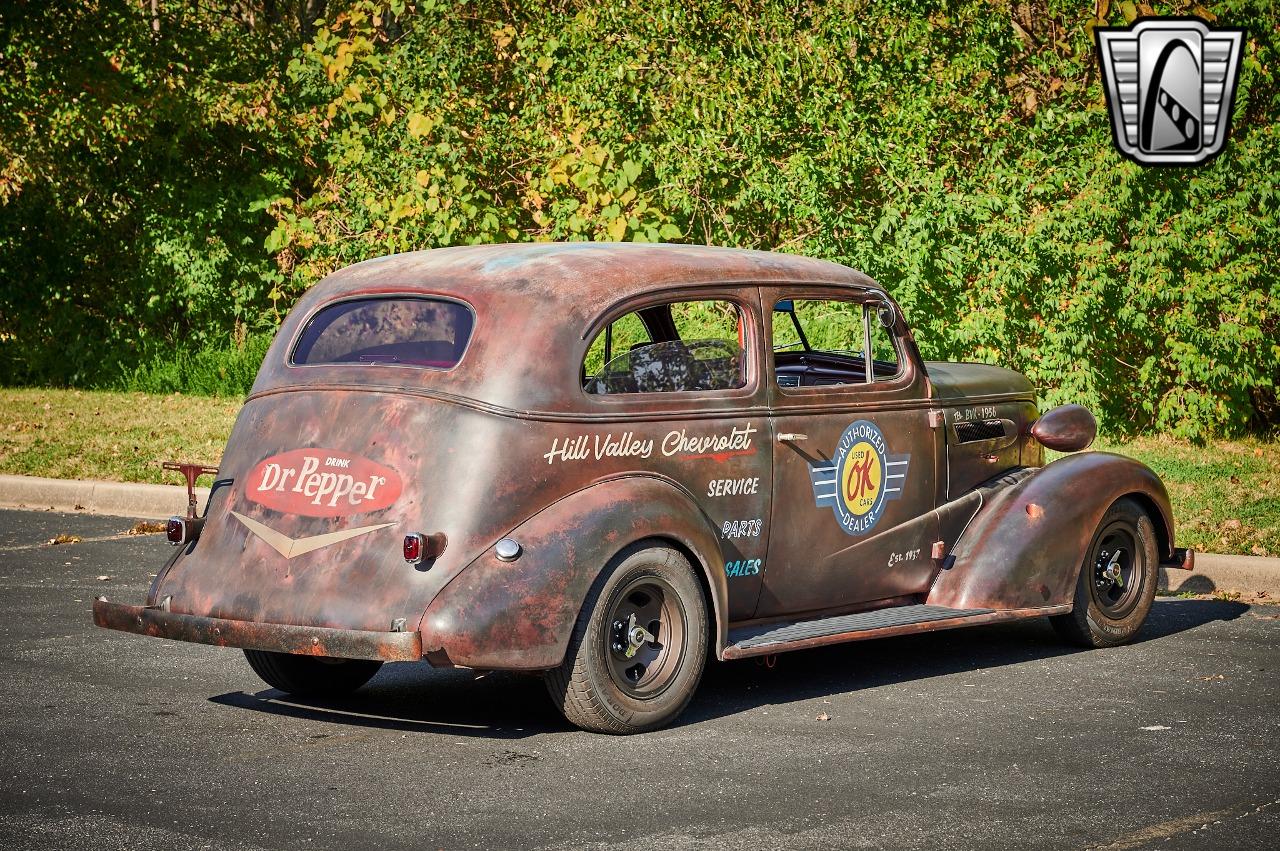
777, 433, 808, 442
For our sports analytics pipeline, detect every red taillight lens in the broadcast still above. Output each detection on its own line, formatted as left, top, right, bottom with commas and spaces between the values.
405, 532, 446, 565
166, 516, 204, 546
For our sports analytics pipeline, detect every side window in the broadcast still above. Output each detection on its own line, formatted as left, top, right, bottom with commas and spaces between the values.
583, 312, 650, 378
583, 300, 747, 395
772, 298, 901, 389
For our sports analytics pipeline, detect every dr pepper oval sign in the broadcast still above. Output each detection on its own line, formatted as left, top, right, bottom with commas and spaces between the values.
244, 449, 402, 518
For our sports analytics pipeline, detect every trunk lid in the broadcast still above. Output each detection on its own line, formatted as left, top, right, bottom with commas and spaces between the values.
158, 388, 472, 634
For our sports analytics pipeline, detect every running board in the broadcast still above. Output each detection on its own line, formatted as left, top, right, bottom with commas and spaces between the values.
721, 603, 1071, 660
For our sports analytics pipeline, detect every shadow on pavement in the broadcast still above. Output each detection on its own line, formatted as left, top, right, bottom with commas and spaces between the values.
209, 665, 558, 739
209, 598, 1253, 736
681, 597, 1252, 725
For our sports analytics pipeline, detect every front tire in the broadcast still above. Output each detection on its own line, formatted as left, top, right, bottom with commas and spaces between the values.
243, 649, 382, 697
544, 545, 709, 734
1051, 498, 1158, 648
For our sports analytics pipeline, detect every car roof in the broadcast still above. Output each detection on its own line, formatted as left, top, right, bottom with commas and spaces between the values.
251, 243, 886, 414
316, 242, 880, 313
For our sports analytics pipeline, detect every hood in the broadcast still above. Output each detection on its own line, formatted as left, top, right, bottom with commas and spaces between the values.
924, 362, 1034, 401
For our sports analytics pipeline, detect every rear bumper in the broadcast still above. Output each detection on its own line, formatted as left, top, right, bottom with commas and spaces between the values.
92, 598, 422, 662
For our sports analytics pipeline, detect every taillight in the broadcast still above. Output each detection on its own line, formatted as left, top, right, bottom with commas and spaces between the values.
166, 516, 204, 546
404, 532, 446, 565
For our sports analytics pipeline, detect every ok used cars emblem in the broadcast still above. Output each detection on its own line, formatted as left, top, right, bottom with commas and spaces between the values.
809, 420, 910, 536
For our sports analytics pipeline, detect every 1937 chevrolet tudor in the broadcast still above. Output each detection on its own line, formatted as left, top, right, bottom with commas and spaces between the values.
94, 243, 1194, 734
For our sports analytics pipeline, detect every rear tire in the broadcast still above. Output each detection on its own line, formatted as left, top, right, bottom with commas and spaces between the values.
544, 545, 708, 734
1051, 498, 1158, 648
243, 649, 382, 696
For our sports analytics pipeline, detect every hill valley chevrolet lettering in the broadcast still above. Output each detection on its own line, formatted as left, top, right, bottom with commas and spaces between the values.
544, 424, 757, 465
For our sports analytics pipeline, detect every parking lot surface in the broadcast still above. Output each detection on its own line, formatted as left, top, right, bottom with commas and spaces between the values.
0, 508, 1276, 850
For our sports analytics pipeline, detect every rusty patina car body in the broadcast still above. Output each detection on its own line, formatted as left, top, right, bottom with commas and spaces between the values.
94, 243, 1192, 733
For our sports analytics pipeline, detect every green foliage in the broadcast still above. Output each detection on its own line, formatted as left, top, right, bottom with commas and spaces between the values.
1, 0, 1277, 438
122, 334, 274, 397
0, 0, 304, 385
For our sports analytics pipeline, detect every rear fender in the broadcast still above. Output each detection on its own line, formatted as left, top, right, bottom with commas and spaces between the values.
418, 475, 726, 670
927, 453, 1175, 611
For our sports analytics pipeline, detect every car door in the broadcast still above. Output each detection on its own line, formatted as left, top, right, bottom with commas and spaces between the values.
756, 286, 942, 618
576, 288, 773, 622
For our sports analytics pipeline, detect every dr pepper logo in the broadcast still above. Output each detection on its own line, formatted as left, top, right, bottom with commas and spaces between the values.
245, 449, 402, 518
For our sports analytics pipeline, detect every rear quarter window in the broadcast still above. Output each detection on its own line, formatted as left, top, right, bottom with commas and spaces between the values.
583, 299, 746, 394
292, 297, 474, 369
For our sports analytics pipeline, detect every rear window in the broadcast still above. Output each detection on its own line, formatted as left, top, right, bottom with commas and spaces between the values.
291, 297, 474, 369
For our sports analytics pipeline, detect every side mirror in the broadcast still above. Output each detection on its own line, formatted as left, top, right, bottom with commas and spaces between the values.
877, 303, 895, 329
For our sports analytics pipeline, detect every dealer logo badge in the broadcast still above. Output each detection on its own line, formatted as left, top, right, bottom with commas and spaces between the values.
1096, 17, 1244, 166
809, 420, 909, 537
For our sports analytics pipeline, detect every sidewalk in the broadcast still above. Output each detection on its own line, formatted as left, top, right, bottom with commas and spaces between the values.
1, 473, 1277, 598
0, 474, 208, 522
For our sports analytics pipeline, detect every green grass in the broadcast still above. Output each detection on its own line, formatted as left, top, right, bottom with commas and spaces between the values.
1088, 436, 1280, 559
121, 334, 273, 397
0, 388, 238, 485
1, 388, 1276, 556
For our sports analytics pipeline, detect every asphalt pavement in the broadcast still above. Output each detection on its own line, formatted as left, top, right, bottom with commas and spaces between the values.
0, 508, 1277, 850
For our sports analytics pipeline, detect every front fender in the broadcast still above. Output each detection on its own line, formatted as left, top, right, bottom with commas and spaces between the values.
418, 475, 727, 670
927, 452, 1175, 611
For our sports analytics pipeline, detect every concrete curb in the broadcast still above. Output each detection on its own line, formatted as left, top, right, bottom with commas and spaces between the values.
0, 474, 1276, 597
1160, 554, 1280, 600
0, 474, 207, 521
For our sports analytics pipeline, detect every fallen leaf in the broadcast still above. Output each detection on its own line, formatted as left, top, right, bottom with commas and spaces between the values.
128, 520, 166, 536
96, 575, 112, 581
1224, 518, 1242, 530
816, 712, 831, 721
1140, 725, 1171, 731
48, 534, 81, 545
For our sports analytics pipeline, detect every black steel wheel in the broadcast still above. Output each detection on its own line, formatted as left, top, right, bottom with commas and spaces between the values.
604, 574, 688, 699
243, 649, 382, 697
1089, 524, 1143, 619
544, 544, 708, 734
1051, 498, 1158, 648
